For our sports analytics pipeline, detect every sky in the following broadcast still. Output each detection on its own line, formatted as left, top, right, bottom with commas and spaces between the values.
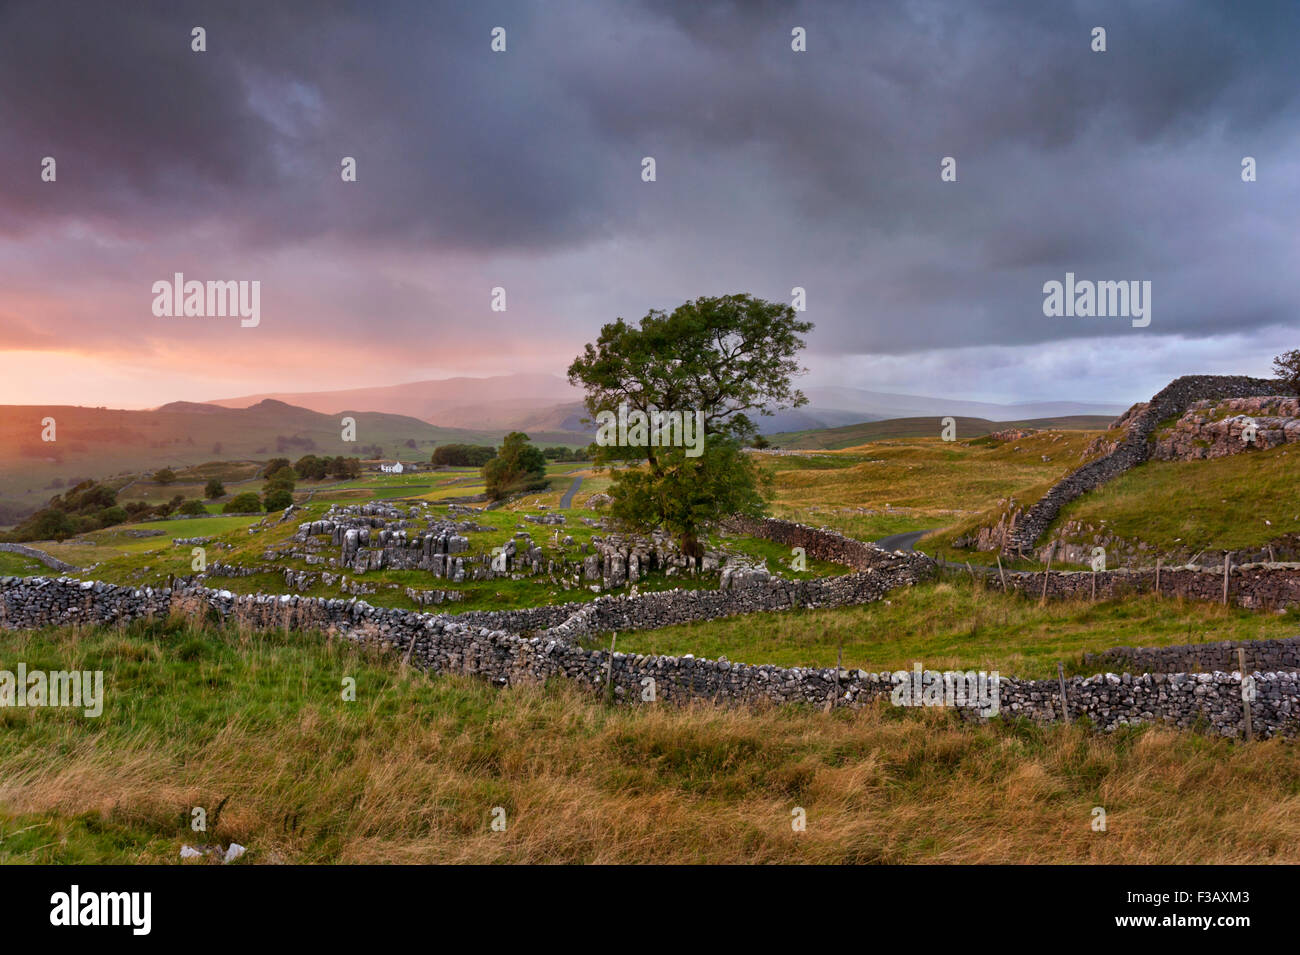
0, 0, 1297, 410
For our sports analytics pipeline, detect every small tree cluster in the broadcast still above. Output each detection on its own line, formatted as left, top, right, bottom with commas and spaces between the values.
541, 445, 591, 462
483, 432, 549, 500
263, 465, 296, 511
293, 454, 361, 480
431, 443, 497, 467
223, 492, 263, 514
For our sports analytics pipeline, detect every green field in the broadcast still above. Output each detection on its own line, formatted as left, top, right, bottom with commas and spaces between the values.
1046, 444, 1300, 558
602, 574, 1300, 679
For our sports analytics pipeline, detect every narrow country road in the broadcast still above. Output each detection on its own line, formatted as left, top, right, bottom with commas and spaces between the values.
873, 529, 933, 552
558, 476, 583, 509
875, 528, 1002, 576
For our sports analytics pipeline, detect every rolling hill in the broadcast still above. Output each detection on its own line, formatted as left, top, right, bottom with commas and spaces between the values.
0, 399, 588, 524
768, 414, 1117, 450
210, 373, 582, 429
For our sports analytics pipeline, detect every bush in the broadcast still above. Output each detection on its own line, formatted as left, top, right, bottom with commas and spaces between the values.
23, 508, 78, 541
204, 479, 225, 499
328, 456, 361, 479
263, 488, 294, 511
224, 492, 263, 513
1273, 349, 1300, 395
293, 455, 330, 480
154, 468, 177, 485
97, 506, 128, 527
178, 500, 207, 515
4, 480, 122, 541
483, 432, 549, 500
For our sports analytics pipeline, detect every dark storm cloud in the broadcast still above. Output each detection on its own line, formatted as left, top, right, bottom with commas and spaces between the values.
0, 0, 1296, 374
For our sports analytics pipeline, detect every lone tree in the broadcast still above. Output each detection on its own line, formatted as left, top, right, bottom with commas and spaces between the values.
1273, 349, 1300, 395
204, 478, 225, 499
483, 432, 549, 500
567, 293, 813, 558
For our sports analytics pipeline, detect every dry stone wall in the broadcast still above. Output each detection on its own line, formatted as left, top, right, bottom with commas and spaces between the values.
1082, 635, 1300, 675
1002, 560, 1300, 610
4, 519, 1298, 738
293, 503, 733, 589
1003, 375, 1278, 555
0, 543, 80, 574
1, 573, 1295, 738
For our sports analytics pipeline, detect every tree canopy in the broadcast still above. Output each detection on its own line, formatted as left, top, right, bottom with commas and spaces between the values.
1273, 349, 1300, 395
568, 294, 812, 555
482, 432, 549, 500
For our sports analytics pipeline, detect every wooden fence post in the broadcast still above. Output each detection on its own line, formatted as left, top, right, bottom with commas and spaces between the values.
1039, 553, 1053, 607
1155, 557, 1162, 597
1057, 662, 1071, 724
996, 553, 1007, 591
1223, 552, 1232, 606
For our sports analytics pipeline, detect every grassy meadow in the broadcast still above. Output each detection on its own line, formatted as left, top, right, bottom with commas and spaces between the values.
601, 574, 1300, 679
2, 618, 1298, 865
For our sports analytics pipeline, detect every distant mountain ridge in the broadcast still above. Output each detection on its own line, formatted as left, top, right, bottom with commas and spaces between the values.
209, 374, 1127, 432
208, 374, 582, 428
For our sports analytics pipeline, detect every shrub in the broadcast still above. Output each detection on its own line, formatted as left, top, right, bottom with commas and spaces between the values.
1272, 349, 1300, 395
263, 488, 294, 511
483, 432, 549, 500
328, 456, 361, 479
97, 506, 128, 527
224, 492, 263, 513
178, 500, 207, 515
204, 479, 225, 499
154, 468, 177, 485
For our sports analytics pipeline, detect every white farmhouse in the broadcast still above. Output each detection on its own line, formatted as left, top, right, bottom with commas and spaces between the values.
380, 461, 404, 474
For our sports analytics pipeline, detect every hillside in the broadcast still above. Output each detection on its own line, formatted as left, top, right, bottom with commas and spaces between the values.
0, 400, 588, 524
768, 414, 1116, 450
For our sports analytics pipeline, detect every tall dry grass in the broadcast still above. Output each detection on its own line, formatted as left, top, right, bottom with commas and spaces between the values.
1, 621, 1297, 864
